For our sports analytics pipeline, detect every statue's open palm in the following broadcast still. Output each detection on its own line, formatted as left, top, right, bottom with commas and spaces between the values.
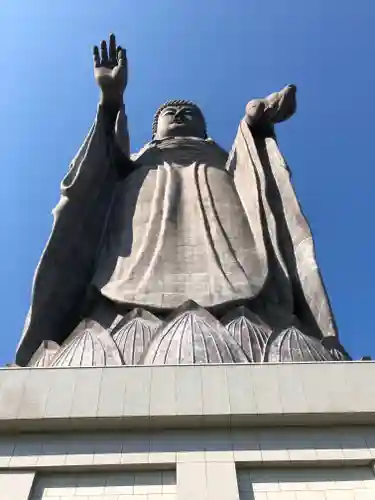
93, 34, 127, 105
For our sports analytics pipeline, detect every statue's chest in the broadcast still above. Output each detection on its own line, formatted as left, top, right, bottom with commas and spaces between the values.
111, 162, 251, 250
156, 142, 228, 169
118, 162, 234, 216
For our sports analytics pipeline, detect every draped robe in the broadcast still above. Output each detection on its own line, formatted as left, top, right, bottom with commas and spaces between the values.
16, 103, 337, 365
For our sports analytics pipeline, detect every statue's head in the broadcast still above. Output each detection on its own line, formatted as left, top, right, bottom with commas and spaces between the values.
152, 100, 207, 140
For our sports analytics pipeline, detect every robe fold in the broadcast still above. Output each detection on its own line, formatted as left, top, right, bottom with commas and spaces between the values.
230, 121, 336, 339
16, 106, 337, 365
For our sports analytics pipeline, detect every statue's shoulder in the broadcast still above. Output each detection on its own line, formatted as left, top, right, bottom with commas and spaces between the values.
130, 142, 159, 164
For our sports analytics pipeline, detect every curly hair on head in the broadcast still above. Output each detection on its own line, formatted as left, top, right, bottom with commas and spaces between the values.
152, 99, 207, 139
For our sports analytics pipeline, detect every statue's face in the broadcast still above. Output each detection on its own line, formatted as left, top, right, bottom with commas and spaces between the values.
156, 105, 206, 139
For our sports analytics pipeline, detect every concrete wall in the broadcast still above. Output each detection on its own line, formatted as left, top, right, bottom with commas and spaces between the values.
0, 426, 374, 499
31, 471, 176, 500
1, 362, 375, 499
0, 472, 35, 500
0, 362, 375, 432
238, 468, 375, 500
1, 427, 375, 469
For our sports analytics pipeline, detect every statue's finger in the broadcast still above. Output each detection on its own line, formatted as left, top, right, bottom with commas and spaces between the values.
93, 46, 100, 67
284, 85, 297, 110
281, 84, 297, 96
117, 46, 127, 67
109, 33, 117, 63
270, 85, 297, 123
100, 40, 108, 63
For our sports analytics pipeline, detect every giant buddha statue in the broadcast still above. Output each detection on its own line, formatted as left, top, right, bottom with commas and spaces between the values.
16, 35, 349, 367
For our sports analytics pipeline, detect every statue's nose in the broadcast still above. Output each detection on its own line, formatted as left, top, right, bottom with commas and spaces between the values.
174, 109, 184, 120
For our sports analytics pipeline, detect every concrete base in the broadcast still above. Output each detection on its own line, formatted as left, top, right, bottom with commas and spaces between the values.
0, 363, 375, 499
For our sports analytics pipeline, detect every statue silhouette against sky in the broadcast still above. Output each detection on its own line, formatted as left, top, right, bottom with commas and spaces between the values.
17, 35, 349, 367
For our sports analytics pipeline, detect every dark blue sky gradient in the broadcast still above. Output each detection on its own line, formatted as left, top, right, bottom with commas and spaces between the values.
0, 1, 374, 363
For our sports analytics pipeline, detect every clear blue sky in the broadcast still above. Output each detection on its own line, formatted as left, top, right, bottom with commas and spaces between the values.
0, 0, 374, 364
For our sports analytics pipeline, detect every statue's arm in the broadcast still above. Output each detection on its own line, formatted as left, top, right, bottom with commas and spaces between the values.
60, 34, 132, 200
17, 35, 134, 365
243, 85, 338, 339
59, 104, 132, 202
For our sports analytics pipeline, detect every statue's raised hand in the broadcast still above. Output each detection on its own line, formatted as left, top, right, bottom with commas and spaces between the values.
93, 34, 127, 108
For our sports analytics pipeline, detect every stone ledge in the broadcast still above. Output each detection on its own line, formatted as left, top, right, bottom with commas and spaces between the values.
0, 362, 374, 432
1, 426, 375, 470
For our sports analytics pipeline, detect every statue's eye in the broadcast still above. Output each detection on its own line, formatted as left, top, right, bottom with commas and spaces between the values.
163, 109, 175, 116
185, 115, 193, 121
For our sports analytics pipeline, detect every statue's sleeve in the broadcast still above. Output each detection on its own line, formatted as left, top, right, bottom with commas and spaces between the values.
59, 104, 130, 200
16, 105, 131, 365
260, 133, 338, 338
229, 107, 338, 340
